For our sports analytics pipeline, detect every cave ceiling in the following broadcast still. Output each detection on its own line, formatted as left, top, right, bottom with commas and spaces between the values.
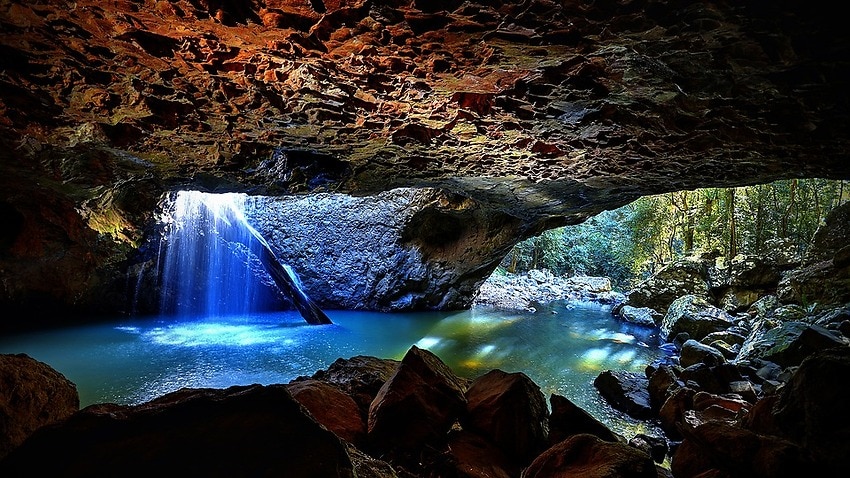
1, 0, 850, 226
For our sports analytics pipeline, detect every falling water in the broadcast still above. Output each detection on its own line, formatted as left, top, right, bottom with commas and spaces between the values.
158, 191, 282, 318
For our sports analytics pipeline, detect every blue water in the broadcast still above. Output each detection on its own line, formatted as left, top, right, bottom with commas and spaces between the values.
0, 302, 665, 438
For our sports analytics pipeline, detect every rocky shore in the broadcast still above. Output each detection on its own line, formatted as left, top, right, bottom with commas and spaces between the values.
2, 206, 849, 476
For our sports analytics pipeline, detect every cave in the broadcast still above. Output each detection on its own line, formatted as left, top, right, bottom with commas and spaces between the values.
1, 0, 850, 476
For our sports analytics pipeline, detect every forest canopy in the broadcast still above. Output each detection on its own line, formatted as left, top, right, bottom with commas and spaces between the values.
502, 179, 849, 290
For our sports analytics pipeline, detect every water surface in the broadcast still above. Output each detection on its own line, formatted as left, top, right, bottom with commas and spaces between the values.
0, 301, 665, 437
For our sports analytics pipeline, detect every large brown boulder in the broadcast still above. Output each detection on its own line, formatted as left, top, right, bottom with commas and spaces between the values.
310, 355, 400, 419
367, 346, 467, 455
463, 369, 549, 465
670, 422, 813, 478
0, 384, 355, 477
0, 353, 79, 460
548, 394, 620, 445
522, 433, 656, 478
287, 379, 366, 445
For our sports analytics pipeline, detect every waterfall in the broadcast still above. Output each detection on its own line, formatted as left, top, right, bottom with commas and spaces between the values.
158, 191, 331, 324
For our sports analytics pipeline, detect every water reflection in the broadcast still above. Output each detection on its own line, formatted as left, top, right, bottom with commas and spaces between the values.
0, 302, 664, 437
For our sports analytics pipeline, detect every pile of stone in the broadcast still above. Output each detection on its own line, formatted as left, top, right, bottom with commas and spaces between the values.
2, 348, 662, 477
473, 268, 625, 311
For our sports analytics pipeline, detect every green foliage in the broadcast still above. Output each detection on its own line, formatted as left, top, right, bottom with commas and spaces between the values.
503, 179, 848, 290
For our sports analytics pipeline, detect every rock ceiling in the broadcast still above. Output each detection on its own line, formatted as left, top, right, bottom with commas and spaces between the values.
1, 0, 850, 226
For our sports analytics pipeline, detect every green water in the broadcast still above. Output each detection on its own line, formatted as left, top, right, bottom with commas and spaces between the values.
0, 301, 666, 438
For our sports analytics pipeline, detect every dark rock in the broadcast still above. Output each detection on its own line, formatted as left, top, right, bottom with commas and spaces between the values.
548, 393, 620, 445
286, 379, 366, 445
661, 295, 734, 342
0, 384, 355, 477
647, 363, 680, 413
628, 433, 668, 464
658, 387, 696, 440
771, 347, 850, 474
680, 339, 727, 368
0, 354, 79, 460
593, 370, 652, 420
367, 346, 467, 455
463, 369, 549, 465
310, 355, 400, 419
523, 433, 657, 478
443, 430, 516, 478
671, 422, 813, 478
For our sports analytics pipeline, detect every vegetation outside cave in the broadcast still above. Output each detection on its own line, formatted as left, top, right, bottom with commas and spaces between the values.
501, 178, 849, 290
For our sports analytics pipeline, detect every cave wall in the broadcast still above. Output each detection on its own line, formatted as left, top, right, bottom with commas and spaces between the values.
1, 0, 850, 322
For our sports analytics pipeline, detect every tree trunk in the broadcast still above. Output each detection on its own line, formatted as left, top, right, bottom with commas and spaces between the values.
726, 188, 737, 260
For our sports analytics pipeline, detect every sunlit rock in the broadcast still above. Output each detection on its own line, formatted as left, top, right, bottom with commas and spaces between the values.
661, 295, 734, 342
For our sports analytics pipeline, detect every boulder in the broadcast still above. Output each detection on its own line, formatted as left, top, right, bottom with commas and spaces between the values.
771, 347, 850, 473
625, 257, 710, 314
658, 387, 696, 440
548, 394, 620, 445
593, 370, 652, 420
444, 430, 516, 478
737, 321, 848, 367
616, 305, 661, 328
679, 339, 727, 368
0, 354, 79, 461
661, 295, 734, 342
627, 434, 668, 464
0, 384, 355, 477
310, 355, 400, 419
286, 379, 366, 445
367, 346, 467, 455
646, 364, 680, 412
671, 422, 813, 478
522, 433, 657, 478
463, 369, 549, 465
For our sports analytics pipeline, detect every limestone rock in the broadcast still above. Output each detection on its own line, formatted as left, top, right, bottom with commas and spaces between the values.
0, 354, 79, 460
615, 305, 661, 328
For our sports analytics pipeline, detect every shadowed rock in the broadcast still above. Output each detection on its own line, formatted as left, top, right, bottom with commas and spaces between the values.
0, 354, 79, 461
523, 433, 657, 478
548, 394, 620, 445
0, 384, 355, 477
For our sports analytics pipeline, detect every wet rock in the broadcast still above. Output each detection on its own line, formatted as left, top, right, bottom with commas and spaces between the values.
680, 339, 727, 368
443, 430, 516, 478
367, 346, 467, 455
463, 369, 549, 465
615, 305, 661, 328
0, 354, 79, 460
658, 387, 696, 440
628, 433, 668, 464
523, 433, 657, 478
737, 321, 848, 367
548, 393, 620, 445
646, 364, 680, 412
593, 370, 652, 420
0, 384, 355, 477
